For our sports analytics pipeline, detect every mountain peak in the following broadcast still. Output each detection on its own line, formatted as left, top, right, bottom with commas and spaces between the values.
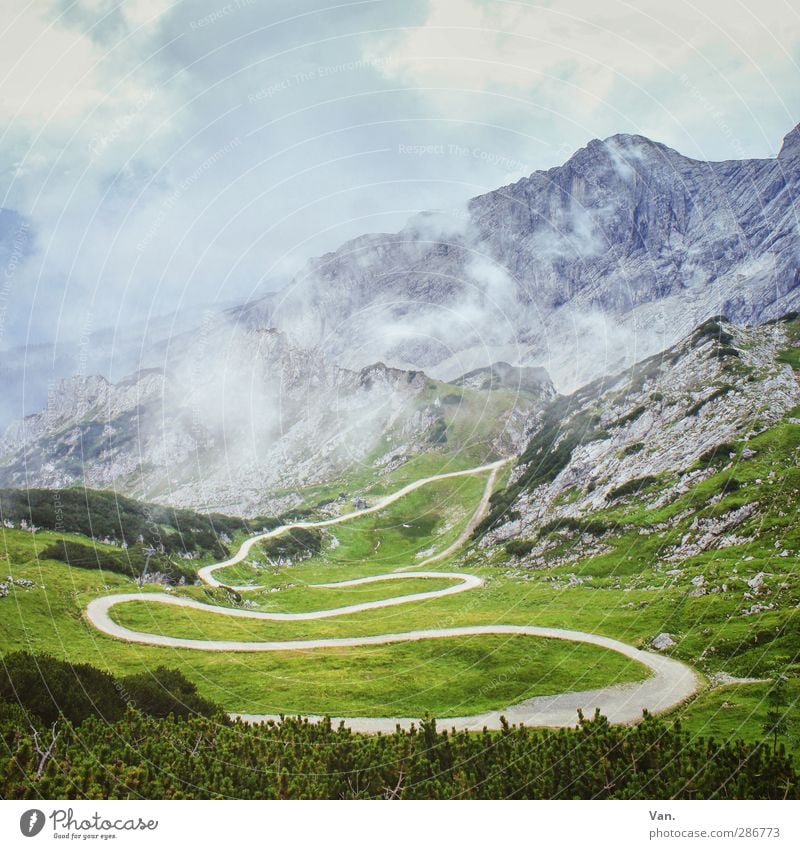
778, 123, 800, 160
452, 362, 555, 397
559, 132, 678, 176
601, 132, 661, 148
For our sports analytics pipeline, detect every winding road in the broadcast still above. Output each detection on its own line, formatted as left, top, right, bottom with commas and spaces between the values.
197, 460, 507, 589
84, 460, 702, 730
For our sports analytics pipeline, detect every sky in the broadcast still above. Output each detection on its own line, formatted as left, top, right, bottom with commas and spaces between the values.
1, 0, 799, 350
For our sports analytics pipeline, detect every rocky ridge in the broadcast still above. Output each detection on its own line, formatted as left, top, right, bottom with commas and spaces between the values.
481, 317, 800, 549
239, 124, 800, 391
0, 327, 553, 515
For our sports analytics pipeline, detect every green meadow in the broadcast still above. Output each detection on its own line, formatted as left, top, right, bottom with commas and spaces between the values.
1, 405, 798, 747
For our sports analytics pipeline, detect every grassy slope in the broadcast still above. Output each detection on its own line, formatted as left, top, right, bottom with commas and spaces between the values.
0, 533, 646, 718
0, 468, 647, 718
212, 472, 489, 587
3, 338, 800, 739
485, 395, 800, 750
3, 409, 797, 730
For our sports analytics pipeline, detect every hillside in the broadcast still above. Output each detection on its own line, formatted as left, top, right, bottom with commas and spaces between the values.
0, 331, 554, 515
478, 315, 800, 541
240, 124, 800, 390
2, 124, 798, 514
471, 314, 800, 685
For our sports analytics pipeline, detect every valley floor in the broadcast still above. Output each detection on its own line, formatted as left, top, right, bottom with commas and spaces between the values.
2, 404, 799, 752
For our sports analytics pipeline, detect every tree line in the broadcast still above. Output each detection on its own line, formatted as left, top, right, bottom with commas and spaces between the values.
0, 487, 281, 558
0, 652, 796, 800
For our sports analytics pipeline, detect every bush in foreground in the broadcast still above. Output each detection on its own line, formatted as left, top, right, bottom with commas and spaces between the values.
0, 653, 221, 725
1, 709, 796, 800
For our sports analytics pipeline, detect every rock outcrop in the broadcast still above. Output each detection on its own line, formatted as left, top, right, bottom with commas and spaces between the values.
239, 124, 800, 391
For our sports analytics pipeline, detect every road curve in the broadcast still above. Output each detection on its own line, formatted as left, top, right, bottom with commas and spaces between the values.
395, 462, 502, 572
234, 629, 700, 732
197, 460, 509, 589
86, 570, 482, 633
84, 460, 702, 728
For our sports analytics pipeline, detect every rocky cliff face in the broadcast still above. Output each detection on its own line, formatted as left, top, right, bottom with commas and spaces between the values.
2, 124, 798, 515
0, 324, 553, 515
240, 124, 800, 391
479, 316, 800, 551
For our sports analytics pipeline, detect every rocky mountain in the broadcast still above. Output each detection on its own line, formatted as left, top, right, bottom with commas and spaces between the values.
1, 123, 798, 514
0, 302, 224, 428
477, 314, 800, 555
0, 325, 553, 515
238, 123, 800, 391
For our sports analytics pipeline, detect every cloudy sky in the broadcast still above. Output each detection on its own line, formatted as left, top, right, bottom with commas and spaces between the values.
1, 0, 799, 350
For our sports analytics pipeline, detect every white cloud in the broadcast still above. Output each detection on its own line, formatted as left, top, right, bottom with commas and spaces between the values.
374, 0, 799, 93
370, 0, 800, 158
119, 0, 175, 29
0, 0, 798, 362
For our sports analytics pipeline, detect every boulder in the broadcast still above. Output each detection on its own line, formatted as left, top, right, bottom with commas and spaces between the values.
651, 632, 676, 650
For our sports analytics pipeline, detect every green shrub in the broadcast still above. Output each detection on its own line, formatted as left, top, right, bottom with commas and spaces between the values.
429, 419, 448, 444
39, 539, 195, 583
505, 539, 534, 557
686, 385, 732, 418
261, 528, 322, 562
621, 442, 645, 457
698, 442, 736, 466
537, 517, 613, 537
605, 476, 658, 502
0, 652, 125, 725
0, 652, 223, 725
1, 709, 796, 799
692, 317, 734, 348
0, 487, 251, 558
611, 405, 646, 429
118, 667, 221, 719
720, 476, 742, 494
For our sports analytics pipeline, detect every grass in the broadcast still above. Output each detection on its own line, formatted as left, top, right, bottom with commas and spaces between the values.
172, 576, 462, 615
202, 635, 646, 717
676, 680, 800, 753
261, 381, 527, 511
107, 576, 677, 645
213, 471, 489, 585
0, 539, 647, 718
2, 393, 800, 747
777, 347, 800, 370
